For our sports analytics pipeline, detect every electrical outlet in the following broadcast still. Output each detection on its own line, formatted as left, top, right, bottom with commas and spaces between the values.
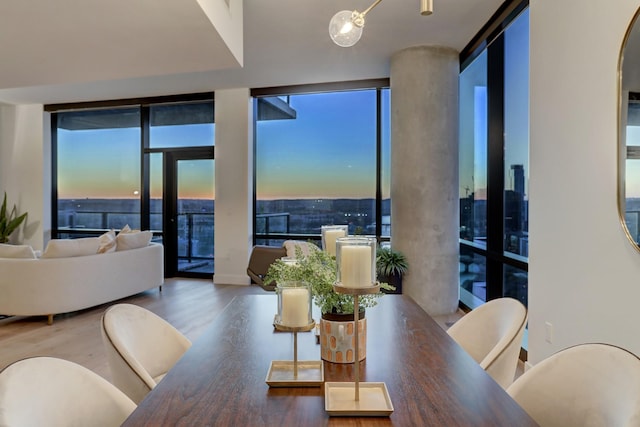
545, 321, 553, 343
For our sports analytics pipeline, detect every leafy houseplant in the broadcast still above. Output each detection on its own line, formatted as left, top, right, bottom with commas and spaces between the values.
264, 244, 393, 316
265, 242, 394, 363
0, 192, 28, 244
376, 247, 408, 294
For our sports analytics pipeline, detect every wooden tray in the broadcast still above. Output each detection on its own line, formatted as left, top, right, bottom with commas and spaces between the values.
325, 382, 394, 416
265, 360, 324, 387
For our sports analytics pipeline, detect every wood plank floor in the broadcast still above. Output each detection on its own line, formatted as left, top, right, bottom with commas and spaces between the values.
0, 279, 500, 384
0, 279, 266, 380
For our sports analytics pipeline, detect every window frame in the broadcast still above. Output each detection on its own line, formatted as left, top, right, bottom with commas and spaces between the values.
251, 80, 390, 246
459, 0, 529, 309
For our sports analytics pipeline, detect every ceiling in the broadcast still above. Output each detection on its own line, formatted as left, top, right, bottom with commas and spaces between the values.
0, 0, 505, 105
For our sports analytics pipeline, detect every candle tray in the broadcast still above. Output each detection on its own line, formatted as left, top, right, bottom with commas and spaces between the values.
265, 360, 324, 387
324, 382, 394, 416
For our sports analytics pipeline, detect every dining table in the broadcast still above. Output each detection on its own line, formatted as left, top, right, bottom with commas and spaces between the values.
122, 294, 538, 426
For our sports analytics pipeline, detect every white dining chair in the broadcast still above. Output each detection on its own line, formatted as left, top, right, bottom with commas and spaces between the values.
446, 297, 527, 389
0, 356, 136, 427
101, 303, 191, 403
507, 343, 640, 427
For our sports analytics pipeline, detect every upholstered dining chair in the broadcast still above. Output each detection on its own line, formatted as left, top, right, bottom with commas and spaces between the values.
0, 356, 136, 427
101, 303, 192, 404
506, 343, 640, 427
446, 297, 527, 389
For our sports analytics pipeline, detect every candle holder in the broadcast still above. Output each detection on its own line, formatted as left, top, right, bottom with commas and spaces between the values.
321, 225, 349, 257
326, 238, 394, 416
266, 281, 323, 387
335, 236, 376, 289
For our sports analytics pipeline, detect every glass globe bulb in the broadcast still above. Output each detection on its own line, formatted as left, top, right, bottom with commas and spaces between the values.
329, 10, 363, 47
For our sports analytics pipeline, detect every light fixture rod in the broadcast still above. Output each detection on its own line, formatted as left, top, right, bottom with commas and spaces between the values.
361, 0, 383, 17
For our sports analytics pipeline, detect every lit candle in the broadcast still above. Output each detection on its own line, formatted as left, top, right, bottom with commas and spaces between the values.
340, 245, 372, 288
281, 287, 310, 327
324, 229, 346, 256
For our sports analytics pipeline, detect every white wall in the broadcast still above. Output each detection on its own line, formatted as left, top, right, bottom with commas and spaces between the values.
213, 88, 253, 285
0, 104, 48, 250
528, 0, 640, 364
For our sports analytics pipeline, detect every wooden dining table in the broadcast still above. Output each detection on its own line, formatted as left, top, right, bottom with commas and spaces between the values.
122, 294, 538, 426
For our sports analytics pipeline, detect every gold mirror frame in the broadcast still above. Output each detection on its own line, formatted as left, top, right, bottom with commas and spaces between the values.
619, 7, 640, 250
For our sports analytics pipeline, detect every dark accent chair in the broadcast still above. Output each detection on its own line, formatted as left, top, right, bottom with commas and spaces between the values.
247, 245, 287, 291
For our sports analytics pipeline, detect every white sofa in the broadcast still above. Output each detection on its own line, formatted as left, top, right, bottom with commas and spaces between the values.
0, 243, 164, 324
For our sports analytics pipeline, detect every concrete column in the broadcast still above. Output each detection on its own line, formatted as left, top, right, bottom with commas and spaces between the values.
390, 46, 459, 316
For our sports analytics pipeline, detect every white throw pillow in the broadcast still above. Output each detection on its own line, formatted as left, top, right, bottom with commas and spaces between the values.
41, 237, 100, 258
116, 230, 152, 251
98, 230, 117, 254
283, 240, 318, 258
0, 243, 36, 259
119, 224, 132, 234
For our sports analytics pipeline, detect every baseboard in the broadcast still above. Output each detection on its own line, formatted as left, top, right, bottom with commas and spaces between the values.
213, 274, 250, 285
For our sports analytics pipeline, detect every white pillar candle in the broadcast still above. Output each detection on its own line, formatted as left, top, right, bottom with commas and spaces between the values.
340, 245, 372, 288
281, 288, 310, 327
324, 229, 346, 256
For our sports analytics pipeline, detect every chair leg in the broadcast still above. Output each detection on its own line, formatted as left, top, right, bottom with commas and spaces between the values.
47, 314, 53, 325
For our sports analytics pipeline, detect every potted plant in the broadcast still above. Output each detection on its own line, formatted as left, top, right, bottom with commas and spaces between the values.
0, 192, 28, 244
264, 244, 393, 363
376, 246, 408, 294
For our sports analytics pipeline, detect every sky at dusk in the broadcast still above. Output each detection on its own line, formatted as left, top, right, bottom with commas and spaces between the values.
256, 89, 390, 200
57, 89, 390, 201
58, 123, 214, 199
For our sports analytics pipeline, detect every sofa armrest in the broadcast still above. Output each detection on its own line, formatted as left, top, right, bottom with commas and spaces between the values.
247, 245, 287, 291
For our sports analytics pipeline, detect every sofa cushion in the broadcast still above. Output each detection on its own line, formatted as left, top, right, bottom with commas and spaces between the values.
42, 237, 100, 258
116, 230, 152, 251
98, 230, 117, 254
0, 243, 36, 259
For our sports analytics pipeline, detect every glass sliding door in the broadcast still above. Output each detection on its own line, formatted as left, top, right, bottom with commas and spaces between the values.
149, 99, 215, 277
163, 150, 214, 277
177, 158, 214, 274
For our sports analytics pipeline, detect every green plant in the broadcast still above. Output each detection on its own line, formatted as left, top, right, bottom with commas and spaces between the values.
376, 247, 409, 277
0, 192, 28, 244
264, 244, 393, 315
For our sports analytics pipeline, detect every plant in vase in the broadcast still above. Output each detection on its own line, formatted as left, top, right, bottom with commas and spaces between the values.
376, 247, 409, 294
0, 192, 28, 244
264, 244, 394, 363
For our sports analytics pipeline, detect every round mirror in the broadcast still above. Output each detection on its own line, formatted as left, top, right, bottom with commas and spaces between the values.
619, 9, 640, 248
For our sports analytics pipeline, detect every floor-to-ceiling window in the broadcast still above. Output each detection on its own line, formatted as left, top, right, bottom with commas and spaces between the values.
47, 94, 215, 278
252, 81, 390, 246
459, 1, 529, 313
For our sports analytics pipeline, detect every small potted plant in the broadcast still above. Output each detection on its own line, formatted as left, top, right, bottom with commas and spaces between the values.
264, 243, 393, 363
376, 246, 408, 294
0, 192, 28, 244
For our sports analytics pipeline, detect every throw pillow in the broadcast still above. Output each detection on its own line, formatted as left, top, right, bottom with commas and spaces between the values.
283, 240, 318, 258
118, 224, 132, 234
41, 237, 100, 258
0, 243, 36, 259
116, 230, 153, 251
98, 230, 117, 254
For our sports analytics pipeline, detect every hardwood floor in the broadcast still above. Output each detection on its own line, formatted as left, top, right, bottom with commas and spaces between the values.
0, 279, 265, 380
